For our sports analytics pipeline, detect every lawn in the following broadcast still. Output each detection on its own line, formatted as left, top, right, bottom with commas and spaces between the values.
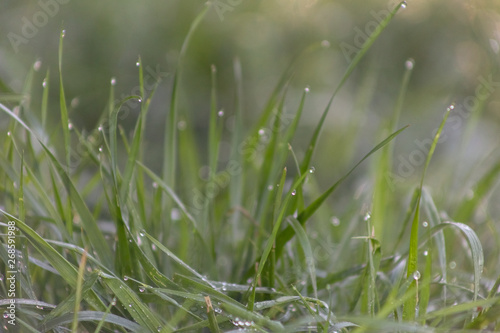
1, 1, 500, 332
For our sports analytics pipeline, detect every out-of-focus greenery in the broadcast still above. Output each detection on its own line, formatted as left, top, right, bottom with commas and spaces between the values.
1, 1, 500, 331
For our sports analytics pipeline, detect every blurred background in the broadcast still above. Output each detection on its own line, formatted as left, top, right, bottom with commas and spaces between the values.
1, 0, 500, 234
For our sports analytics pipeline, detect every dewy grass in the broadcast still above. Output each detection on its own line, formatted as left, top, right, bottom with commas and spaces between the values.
0, 2, 499, 332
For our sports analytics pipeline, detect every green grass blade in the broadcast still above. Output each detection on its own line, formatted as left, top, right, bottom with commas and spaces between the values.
162, 5, 209, 189
101, 273, 165, 331
299, 1, 406, 176
274, 125, 408, 259
403, 105, 453, 321
58, 28, 71, 169
287, 216, 318, 299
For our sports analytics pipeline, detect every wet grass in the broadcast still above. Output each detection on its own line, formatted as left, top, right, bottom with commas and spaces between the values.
1, 2, 500, 332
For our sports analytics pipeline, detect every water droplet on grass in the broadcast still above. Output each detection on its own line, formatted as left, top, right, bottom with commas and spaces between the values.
139, 230, 146, 237
218, 110, 224, 117
61, 30, 66, 37
177, 120, 187, 130
364, 212, 371, 221
413, 271, 421, 280
111, 77, 116, 85
309, 166, 315, 173
331, 216, 340, 226
3, 312, 8, 319
267, 185, 273, 191
405, 58, 414, 70
123, 276, 129, 281
423, 250, 428, 256
136, 61, 140, 67
139, 287, 145, 293
449, 261, 457, 269
422, 221, 428, 228
321, 40, 330, 48
33, 60, 42, 71
42, 79, 47, 88
68, 122, 73, 130
401, 1, 407, 8
304, 86, 310, 93
291, 189, 297, 196
111, 298, 117, 305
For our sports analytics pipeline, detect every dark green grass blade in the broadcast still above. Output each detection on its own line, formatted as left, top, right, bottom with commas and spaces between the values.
403, 105, 452, 321
299, 1, 406, 176
274, 125, 408, 260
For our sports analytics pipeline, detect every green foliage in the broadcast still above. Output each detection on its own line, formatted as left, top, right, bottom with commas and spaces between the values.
0, 2, 499, 332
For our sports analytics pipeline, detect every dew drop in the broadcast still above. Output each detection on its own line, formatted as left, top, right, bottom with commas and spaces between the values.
291, 189, 297, 196
139, 287, 145, 293
258, 128, 265, 136
364, 212, 371, 221
422, 221, 428, 228
331, 216, 340, 226
138, 98, 142, 103
152, 182, 158, 189
321, 40, 330, 48
42, 79, 47, 88
423, 250, 428, 256
139, 230, 146, 237
98, 147, 103, 152
218, 110, 224, 117
123, 276, 129, 281
448, 104, 455, 111
36, 305, 44, 310
7, 131, 11, 137
151, 244, 157, 251
405, 58, 414, 70
171, 208, 181, 221
33, 60, 42, 71
401, 1, 407, 8
267, 185, 273, 191
3, 311, 8, 319
177, 120, 187, 130
111, 77, 116, 86
136, 61, 140, 67
111, 297, 117, 306
128, 303, 133, 307
413, 271, 421, 280
309, 166, 315, 173
68, 122, 73, 130
304, 86, 310, 93
98, 125, 103, 132
449, 261, 457, 269
61, 29, 66, 37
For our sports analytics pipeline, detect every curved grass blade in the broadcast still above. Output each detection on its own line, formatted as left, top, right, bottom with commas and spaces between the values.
0, 102, 114, 268
40, 311, 143, 333
0, 211, 106, 311
101, 273, 165, 332
299, 1, 407, 176
274, 125, 408, 259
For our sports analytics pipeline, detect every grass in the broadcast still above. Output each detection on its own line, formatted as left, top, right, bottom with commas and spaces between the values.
1, 2, 500, 332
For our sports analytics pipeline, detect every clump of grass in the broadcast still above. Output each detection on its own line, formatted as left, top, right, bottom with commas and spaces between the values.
1, 2, 499, 332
